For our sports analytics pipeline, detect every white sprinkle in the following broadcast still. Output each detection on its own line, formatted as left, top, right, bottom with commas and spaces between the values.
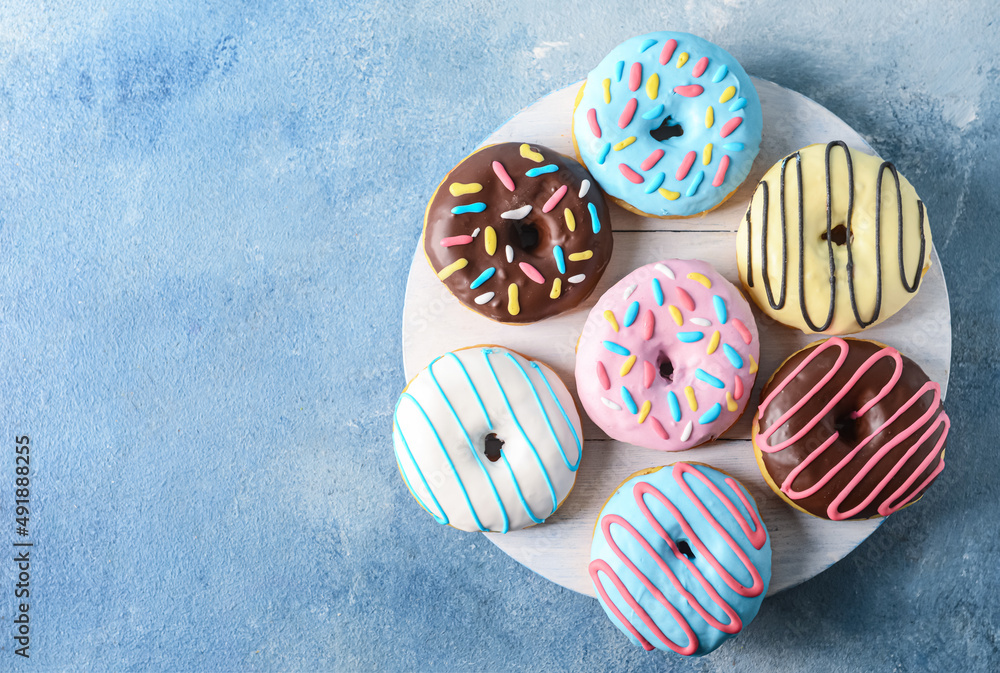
681, 421, 693, 442
472, 227, 481, 238
501, 205, 532, 220
690, 317, 712, 326
506, 245, 514, 263
622, 284, 637, 300
655, 263, 675, 279
474, 292, 495, 305
568, 274, 586, 284
601, 397, 622, 411
579, 179, 591, 198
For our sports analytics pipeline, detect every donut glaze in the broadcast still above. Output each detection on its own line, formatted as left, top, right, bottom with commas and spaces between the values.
423, 143, 612, 323
737, 142, 932, 335
753, 337, 949, 521
575, 260, 759, 451
572, 31, 762, 218
589, 463, 771, 656
393, 346, 583, 532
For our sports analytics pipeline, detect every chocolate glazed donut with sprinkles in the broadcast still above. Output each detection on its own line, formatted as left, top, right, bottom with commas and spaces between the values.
423, 142, 613, 324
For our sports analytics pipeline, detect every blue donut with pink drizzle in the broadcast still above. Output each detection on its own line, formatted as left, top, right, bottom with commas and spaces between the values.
572, 32, 762, 218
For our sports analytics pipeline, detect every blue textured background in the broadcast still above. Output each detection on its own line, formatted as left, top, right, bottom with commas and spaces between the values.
0, 1, 996, 671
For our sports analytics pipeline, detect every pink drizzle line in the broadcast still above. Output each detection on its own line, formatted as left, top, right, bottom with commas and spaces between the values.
673, 85, 704, 97
619, 164, 644, 184
675, 287, 695, 311
587, 108, 602, 138
676, 151, 697, 180
692, 57, 709, 78
650, 417, 669, 440
629, 62, 642, 92
618, 98, 638, 129
491, 161, 515, 192
712, 156, 731, 187
643, 360, 655, 389
597, 361, 611, 391
518, 262, 546, 284
720, 117, 743, 138
731, 318, 751, 344
642, 310, 655, 340
640, 149, 665, 171
542, 185, 568, 213
439, 235, 473, 247
659, 39, 678, 65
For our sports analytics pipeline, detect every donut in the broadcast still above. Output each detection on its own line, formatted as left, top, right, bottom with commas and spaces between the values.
575, 259, 759, 451
423, 142, 613, 324
392, 346, 583, 532
737, 142, 932, 335
572, 31, 762, 218
589, 462, 770, 656
752, 337, 949, 520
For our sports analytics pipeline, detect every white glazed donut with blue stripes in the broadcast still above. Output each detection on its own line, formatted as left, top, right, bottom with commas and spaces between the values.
393, 346, 583, 532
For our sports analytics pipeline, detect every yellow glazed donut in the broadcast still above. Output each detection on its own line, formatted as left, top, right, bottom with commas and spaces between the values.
736, 142, 932, 335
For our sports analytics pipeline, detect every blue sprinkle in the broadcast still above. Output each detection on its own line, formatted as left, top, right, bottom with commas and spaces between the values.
597, 142, 612, 165
722, 343, 744, 369
469, 267, 495, 290
652, 278, 664, 306
677, 331, 704, 343
553, 246, 565, 274
588, 202, 601, 234
686, 171, 705, 197
722, 142, 745, 152
451, 202, 487, 214
712, 64, 728, 83
615, 60, 625, 82
620, 387, 638, 414
730, 97, 747, 112
713, 295, 728, 324
644, 172, 665, 194
667, 391, 681, 422
698, 403, 722, 425
603, 341, 630, 356
623, 301, 640, 327
695, 369, 725, 389
526, 164, 558, 177
639, 38, 658, 53
642, 103, 665, 120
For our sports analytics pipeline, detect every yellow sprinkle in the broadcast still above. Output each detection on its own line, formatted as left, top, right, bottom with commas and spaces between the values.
646, 73, 659, 100
613, 136, 637, 151
602, 78, 611, 104
519, 144, 543, 163
707, 330, 721, 355
564, 207, 576, 232
749, 354, 758, 374
569, 250, 594, 261
437, 258, 468, 280
620, 355, 636, 377
719, 86, 736, 103
703, 143, 713, 166
508, 284, 520, 316
726, 392, 738, 412
677, 52, 689, 68
448, 182, 482, 197
550, 278, 561, 299
668, 305, 683, 326
637, 400, 651, 424
658, 188, 680, 201
687, 272, 713, 288
484, 226, 497, 256
685, 386, 698, 412
705, 106, 714, 129
603, 310, 619, 333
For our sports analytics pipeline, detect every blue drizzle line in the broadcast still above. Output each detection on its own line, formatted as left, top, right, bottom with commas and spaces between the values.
623, 301, 640, 327
639, 38, 658, 53
451, 202, 487, 214
602, 341, 630, 356
620, 387, 638, 414
642, 103, 665, 120
686, 171, 705, 197
698, 403, 722, 425
615, 60, 625, 82
470, 267, 496, 290
526, 164, 558, 177
393, 423, 448, 525
713, 295, 728, 324
695, 368, 725, 389
507, 354, 577, 479
652, 278, 664, 306
529, 361, 582, 471
588, 202, 601, 234
667, 390, 682, 422
597, 142, 612, 165
730, 97, 747, 112
712, 64, 729, 83
722, 142, 745, 152
722, 343, 744, 369
553, 246, 566, 274
644, 172, 665, 194
677, 331, 704, 343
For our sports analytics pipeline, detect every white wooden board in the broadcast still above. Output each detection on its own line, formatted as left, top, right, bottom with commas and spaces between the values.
401, 78, 951, 597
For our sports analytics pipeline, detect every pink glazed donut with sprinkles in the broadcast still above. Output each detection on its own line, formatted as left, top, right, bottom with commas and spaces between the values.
575, 260, 759, 451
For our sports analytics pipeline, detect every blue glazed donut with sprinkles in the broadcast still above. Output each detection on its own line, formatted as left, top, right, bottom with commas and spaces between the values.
572, 32, 762, 218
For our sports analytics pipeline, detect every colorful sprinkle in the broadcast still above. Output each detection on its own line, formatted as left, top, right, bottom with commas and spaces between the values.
652, 278, 664, 306
623, 284, 637, 299
732, 318, 752, 345
726, 392, 738, 412
713, 295, 728, 324
550, 278, 561, 299
686, 170, 705, 197
642, 310, 655, 341
734, 375, 744, 401
553, 246, 566, 274
640, 149, 665, 171
676, 151, 697, 180
451, 203, 486, 214
730, 98, 748, 112
690, 317, 711, 327
667, 391, 681, 422
505, 245, 514, 264
620, 387, 638, 414
749, 354, 758, 374
659, 39, 677, 65
501, 205, 532, 220
602, 341, 630, 356
437, 258, 468, 280
712, 155, 731, 187
687, 272, 712, 288
587, 108, 602, 138
507, 284, 520, 315
471, 228, 480, 238
719, 85, 736, 104
474, 291, 494, 305
597, 361, 611, 390
602, 78, 612, 104
668, 305, 683, 326
568, 274, 586, 284
613, 136, 637, 151
469, 267, 495, 289
712, 64, 728, 83
720, 117, 743, 138
564, 208, 576, 232
684, 385, 698, 411
639, 37, 658, 53
615, 60, 625, 82
707, 330, 720, 354
620, 355, 637, 377
642, 103, 665, 120
597, 142, 612, 164
440, 235, 473, 247
623, 301, 640, 327
655, 263, 675, 279
520, 144, 544, 162
579, 180, 591, 198
677, 331, 704, 343
646, 73, 659, 99
629, 62, 642, 91
637, 400, 651, 424
542, 185, 568, 213
569, 250, 593, 262
449, 182, 482, 196
644, 172, 666, 194
526, 164, 558, 177
680, 421, 693, 442
699, 403, 722, 424
484, 226, 497, 256
673, 84, 704, 97
722, 142, 745, 152
491, 162, 515, 191
692, 57, 709, 78
722, 343, 744, 369
519, 262, 545, 284
618, 98, 638, 128
696, 369, 724, 389
658, 188, 680, 200
676, 52, 689, 67
676, 287, 695, 311
703, 143, 713, 165
588, 202, 602, 233
705, 106, 715, 129
601, 397, 622, 411
603, 310, 620, 333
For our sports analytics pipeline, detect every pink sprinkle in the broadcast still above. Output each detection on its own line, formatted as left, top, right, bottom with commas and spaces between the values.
597, 362, 611, 391
673, 85, 704, 97
733, 318, 752, 344
439, 235, 473, 247
642, 310, 655, 341
643, 361, 655, 389
650, 417, 669, 440
492, 161, 515, 192
692, 57, 709, 78
676, 151, 697, 180
618, 164, 644, 184
541, 185, 568, 213
629, 62, 642, 92
618, 98, 638, 129
734, 376, 744, 401
587, 108, 602, 138
712, 155, 731, 187
640, 149, 665, 171
676, 287, 695, 312
720, 117, 743, 138
659, 39, 677, 65
519, 262, 546, 284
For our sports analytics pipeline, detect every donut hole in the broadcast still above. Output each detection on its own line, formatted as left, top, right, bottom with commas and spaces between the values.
833, 414, 858, 444
511, 220, 541, 252
676, 540, 696, 560
650, 116, 684, 143
821, 223, 853, 246
484, 433, 505, 463
657, 355, 675, 382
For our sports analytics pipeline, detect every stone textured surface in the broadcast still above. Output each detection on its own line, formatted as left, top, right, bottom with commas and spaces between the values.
0, 1, 996, 671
